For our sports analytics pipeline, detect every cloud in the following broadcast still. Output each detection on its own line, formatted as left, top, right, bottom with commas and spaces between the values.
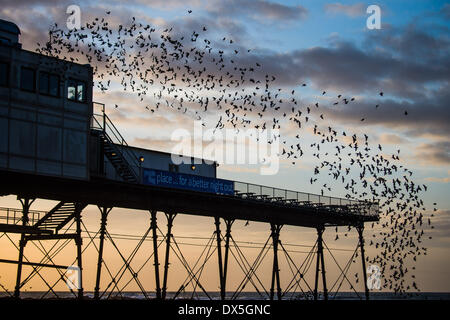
441, 3, 450, 20
126, 0, 202, 10
215, 25, 450, 142
324, 3, 365, 17
0, 0, 67, 7
324, 90, 450, 137
2, 1, 449, 160
379, 133, 410, 145
209, 25, 450, 101
414, 142, 450, 166
110, 0, 308, 24
164, 14, 250, 43
91, 19, 450, 163
206, 0, 308, 23
132, 136, 177, 152
424, 177, 450, 183
422, 210, 450, 245
219, 165, 259, 174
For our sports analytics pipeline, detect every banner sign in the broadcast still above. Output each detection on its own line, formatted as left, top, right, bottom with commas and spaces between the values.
143, 168, 234, 195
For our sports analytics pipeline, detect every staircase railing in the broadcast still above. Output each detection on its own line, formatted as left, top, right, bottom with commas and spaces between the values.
91, 102, 141, 182
0, 207, 46, 226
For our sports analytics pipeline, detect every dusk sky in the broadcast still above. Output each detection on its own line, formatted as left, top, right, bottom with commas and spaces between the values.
0, 0, 449, 295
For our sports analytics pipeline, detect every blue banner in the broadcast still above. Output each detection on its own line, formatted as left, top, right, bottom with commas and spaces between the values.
143, 168, 235, 195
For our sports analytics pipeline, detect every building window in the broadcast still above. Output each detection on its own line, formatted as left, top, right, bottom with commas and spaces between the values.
67, 79, 86, 102
0, 37, 11, 45
0, 62, 8, 87
20, 67, 36, 92
39, 72, 59, 97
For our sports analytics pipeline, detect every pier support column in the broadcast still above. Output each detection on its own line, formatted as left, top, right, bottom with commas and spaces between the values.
162, 212, 176, 300
357, 225, 369, 300
150, 210, 161, 299
75, 204, 84, 300
14, 197, 34, 298
222, 219, 233, 300
94, 206, 111, 299
214, 217, 224, 300
215, 217, 234, 300
270, 223, 282, 300
314, 226, 328, 300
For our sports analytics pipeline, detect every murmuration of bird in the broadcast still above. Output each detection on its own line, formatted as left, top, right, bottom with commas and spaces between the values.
35, 10, 435, 295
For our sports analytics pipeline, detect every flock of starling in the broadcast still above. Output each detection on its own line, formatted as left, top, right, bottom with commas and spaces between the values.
35, 10, 437, 295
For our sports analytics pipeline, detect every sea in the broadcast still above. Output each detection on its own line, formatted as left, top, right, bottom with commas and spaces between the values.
1, 291, 449, 300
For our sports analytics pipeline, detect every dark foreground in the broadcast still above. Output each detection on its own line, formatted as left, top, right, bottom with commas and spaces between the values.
1, 292, 450, 319
0, 298, 449, 319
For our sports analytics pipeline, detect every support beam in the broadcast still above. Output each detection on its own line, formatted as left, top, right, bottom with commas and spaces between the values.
162, 212, 176, 300
357, 225, 369, 300
14, 197, 34, 298
24, 234, 78, 241
150, 210, 161, 299
314, 226, 327, 300
94, 206, 111, 299
75, 204, 84, 300
0, 258, 69, 269
270, 223, 282, 300
0, 224, 51, 235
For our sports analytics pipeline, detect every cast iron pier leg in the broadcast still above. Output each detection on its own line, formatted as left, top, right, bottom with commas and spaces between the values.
215, 218, 234, 300
162, 212, 176, 300
75, 204, 84, 299
94, 206, 111, 299
270, 223, 282, 300
357, 225, 369, 300
215, 217, 224, 300
222, 219, 233, 300
14, 198, 34, 298
314, 226, 327, 300
150, 210, 161, 299
314, 240, 319, 300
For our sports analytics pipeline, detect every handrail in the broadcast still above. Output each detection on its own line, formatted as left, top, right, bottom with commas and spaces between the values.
93, 102, 130, 148
232, 180, 378, 216
91, 102, 141, 182
233, 179, 371, 205
0, 207, 47, 226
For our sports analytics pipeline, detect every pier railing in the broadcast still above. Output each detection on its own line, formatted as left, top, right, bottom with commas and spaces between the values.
91, 102, 379, 218
233, 181, 379, 216
102, 160, 379, 217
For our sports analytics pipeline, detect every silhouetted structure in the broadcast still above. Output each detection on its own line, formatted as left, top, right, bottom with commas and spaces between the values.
0, 19, 378, 300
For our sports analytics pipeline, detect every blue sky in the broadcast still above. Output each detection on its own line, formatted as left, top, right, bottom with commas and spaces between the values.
120, 0, 450, 52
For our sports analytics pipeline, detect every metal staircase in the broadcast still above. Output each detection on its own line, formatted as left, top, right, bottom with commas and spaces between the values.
34, 202, 86, 233
91, 102, 141, 183
98, 131, 139, 183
